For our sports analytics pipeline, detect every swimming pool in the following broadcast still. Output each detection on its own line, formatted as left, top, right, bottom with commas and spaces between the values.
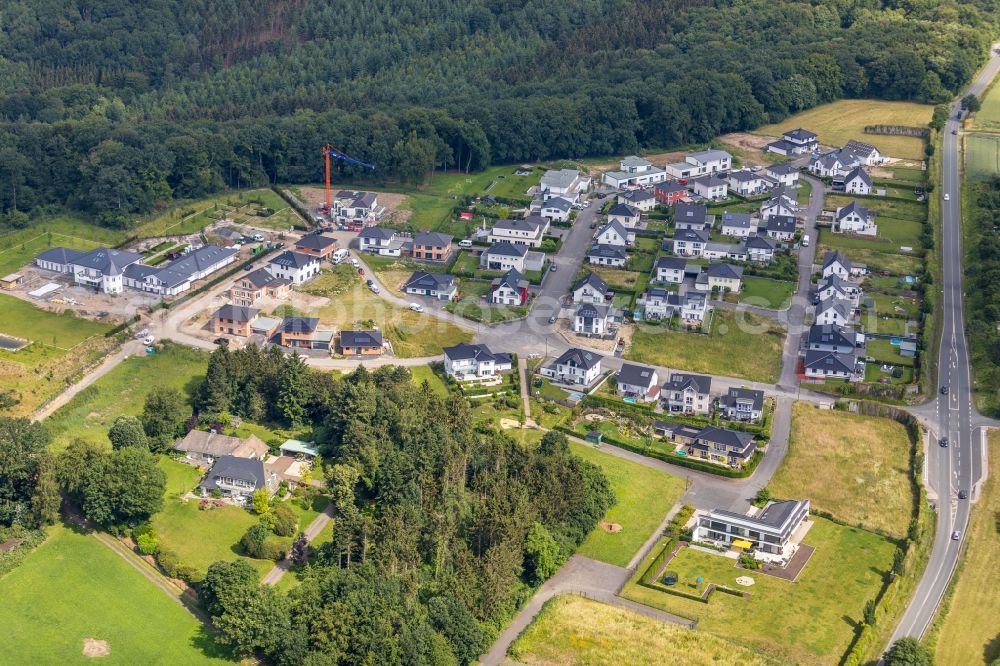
890, 337, 902, 346
0, 334, 29, 351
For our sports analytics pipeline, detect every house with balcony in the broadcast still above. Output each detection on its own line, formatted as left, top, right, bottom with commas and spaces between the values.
268, 250, 321, 285
743, 235, 777, 264
573, 303, 617, 336
280, 317, 334, 350
653, 256, 686, 284
294, 233, 338, 260
687, 426, 757, 468
618, 189, 656, 212
664, 149, 732, 178
606, 203, 641, 228
727, 169, 773, 197
539, 347, 603, 387
602, 156, 667, 189
412, 232, 454, 261
587, 244, 629, 267
359, 227, 407, 256
229, 268, 291, 307
480, 242, 545, 273
595, 219, 632, 247
766, 128, 817, 155
689, 174, 729, 201
403, 271, 458, 301
443, 342, 512, 382
616, 363, 659, 402
669, 229, 709, 257
804, 349, 861, 380
214, 304, 259, 337
540, 169, 591, 200
491, 268, 529, 305
572, 272, 611, 304
661, 372, 712, 415
539, 197, 573, 222
489, 216, 549, 248
695, 499, 811, 563
764, 162, 800, 187
654, 181, 688, 206
200, 456, 276, 500
807, 323, 864, 354
64, 248, 143, 294
720, 212, 755, 238
835, 201, 877, 236
718, 388, 765, 422
674, 203, 711, 232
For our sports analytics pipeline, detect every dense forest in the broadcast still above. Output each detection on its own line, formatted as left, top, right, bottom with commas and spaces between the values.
965, 175, 1000, 415
0, 0, 996, 228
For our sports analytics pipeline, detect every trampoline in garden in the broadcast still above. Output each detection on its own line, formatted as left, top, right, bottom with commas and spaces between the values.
661, 571, 679, 586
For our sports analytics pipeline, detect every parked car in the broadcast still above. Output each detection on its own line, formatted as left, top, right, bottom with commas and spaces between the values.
253, 233, 264, 241
351, 258, 360, 267
213, 337, 229, 346
548, 315, 557, 324
369, 284, 380, 294
242, 262, 253, 270
409, 303, 424, 312
142, 335, 155, 345
458, 239, 473, 248
366, 279, 374, 287
549, 265, 557, 272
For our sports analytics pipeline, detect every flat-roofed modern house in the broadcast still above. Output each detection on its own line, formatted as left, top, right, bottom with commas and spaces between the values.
539, 347, 603, 387
540, 169, 590, 200
489, 216, 548, 248
279, 439, 320, 460
443, 342, 512, 381
664, 149, 732, 178
616, 362, 659, 402
480, 242, 545, 273
280, 317, 334, 350
695, 499, 811, 562
268, 250, 321, 285
602, 156, 667, 189
339, 329, 384, 356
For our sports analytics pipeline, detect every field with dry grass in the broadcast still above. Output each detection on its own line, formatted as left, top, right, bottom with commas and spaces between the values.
508, 595, 777, 666
769, 403, 915, 539
755, 100, 933, 160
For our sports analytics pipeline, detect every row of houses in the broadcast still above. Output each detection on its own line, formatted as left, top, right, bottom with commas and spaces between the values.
803, 251, 869, 380
808, 140, 883, 178
615, 363, 765, 421
359, 228, 455, 261
213, 306, 386, 355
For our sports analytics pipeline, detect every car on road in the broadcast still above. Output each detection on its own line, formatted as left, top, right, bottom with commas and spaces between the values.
951, 530, 961, 541
213, 337, 229, 346
142, 335, 155, 345
369, 284, 380, 294
409, 303, 424, 312
940, 385, 949, 394
944, 194, 950, 201
366, 278, 374, 286
951, 129, 958, 135
242, 262, 253, 270
958, 489, 968, 499
351, 258, 360, 267
549, 265, 557, 272
548, 315, 557, 324
939, 437, 948, 447
527, 352, 540, 359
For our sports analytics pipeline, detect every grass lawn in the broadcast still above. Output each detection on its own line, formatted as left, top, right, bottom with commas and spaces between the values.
965, 132, 1000, 182
825, 194, 926, 223
0, 293, 112, 349
591, 266, 645, 292
159, 457, 202, 500
736, 277, 795, 309
622, 518, 897, 665
770, 403, 915, 539
509, 595, 778, 666
0, 524, 233, 665
44, 342, 208, 450
570, 441, 686, 567
0, 215, 125, 276
626, 310, 784, 383
409, 364, 450, 396
754, 99, 933, 160
817, 232, 924, 275
303, 266, 472, 357
972, 81, 1000, 131
866, 338, 915, 368
444, 279, 528, 323
531, 377, 570, 401
151, 500, 276, 577
934, 429, 1000, 665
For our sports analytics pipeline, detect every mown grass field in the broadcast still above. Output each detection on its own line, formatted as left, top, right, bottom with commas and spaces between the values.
622, 518, 896, 665
570, 441, 686, 567
770, 403, 915, 539
409, 364, 450, 396
965, 132, 1000, 181
736, 277, 795, 309
755, 99, 933, 160
0, 293, 112, 349
444, 278, 528, 323
0, 524, 233, 665
972, 81, 1000, 131
302, 265, 472, 357
817, 231, 924, 275
44, 342, 208, 450
0, 215, 125, 276
626, 310, 784, 383
934, 429, 1000, 666
509, 595, 778, 666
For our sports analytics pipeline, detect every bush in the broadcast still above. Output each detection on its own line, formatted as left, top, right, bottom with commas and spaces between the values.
739, 553, 762, 570
272, 503, 298, 537
155, 546, 181, 577
174, 564, 205, 585
136, 532, 158, 556
259, 538, 287, 562
241, 523, 270, 558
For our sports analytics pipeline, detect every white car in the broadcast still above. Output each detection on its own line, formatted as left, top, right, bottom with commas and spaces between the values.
142, 335, 155, 345
369, 284, 380, 294
409, 303, 424, 312
253, 234, 264, 241
351, 258, 360, 267
944, 194, 950, 201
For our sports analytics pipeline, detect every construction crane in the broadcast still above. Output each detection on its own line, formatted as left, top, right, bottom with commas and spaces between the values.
323, 145, 375, 214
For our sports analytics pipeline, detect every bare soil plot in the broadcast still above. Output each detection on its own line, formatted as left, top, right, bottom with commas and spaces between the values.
296, 186, 411, 224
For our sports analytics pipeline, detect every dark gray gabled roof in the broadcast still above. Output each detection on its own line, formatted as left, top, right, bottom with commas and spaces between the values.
836, 201, 874, 222
295, 234, 338, 251
607, 203, 640, 218
341, 329, 383, 348
766, 162, 797, 175
654, 256, 687, 271
201, 456, 267, 492
404, 271, 455, 291
554, 347, 603, 370
664, 372, 712, 394
413, 231, 454, 247
766, 139, 798, 153
493, 217, 543, 233
807, 323, 857, 348
728, 169, 759, 183
844, 167, 872, 187
721, 212, 753, 229
706, 262, 743, 280
575, 302, 612, 320
765, 215, 796, 233
70, 248, 143, 275
36, 246, 85, 265
443, 342, 498, 363
542, 197, 572, 212
359, 226, 396, 241
744, 235, 776, 251
691, 174, 728, 188
492, 267, 526, 291
597, 219, 629, 241
573, 271, 608, 294
671, 229, 710, 243
823, 250, 852, 271
282, 317, 319, 333
818, 297, 851, 319
486, 242, 527, 258
804, 349, 857, 373
215, 304, 259, 322
588, 244, 629, 260
270, 250, 319, 269
617, 362, 657, 387
352, 192, 378, 208
720, 387, 765, 411
696, 426, 755, 450
674, 203, 708, 225
655, 181, 686, 194
621, 189, 654, 203
844, 139, 877, 157
239, 267, 290, 289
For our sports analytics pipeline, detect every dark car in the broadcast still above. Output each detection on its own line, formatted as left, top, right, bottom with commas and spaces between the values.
366, 279, 374, 287
958, 489, 968, 499
213, 337, 229, 346
242, 262, 253, 271
951, 530, 961, 541
940, 385, 949, 395
548, 315, 557, 324
940, 437, 948, 448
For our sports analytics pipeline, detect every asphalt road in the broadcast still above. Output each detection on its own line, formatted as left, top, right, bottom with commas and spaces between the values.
888, 46, 1000, 644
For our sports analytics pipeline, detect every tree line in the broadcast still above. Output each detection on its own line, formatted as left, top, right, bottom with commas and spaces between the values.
965, 174, 1000, 415
0, 0, 996, 229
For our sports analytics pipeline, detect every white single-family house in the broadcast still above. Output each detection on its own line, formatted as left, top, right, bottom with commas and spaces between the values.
720, 212, 755, 238
690, 174, 729, 201
574, 302, 617, 336
815, 297, 853, 326
670, 229, 709, 257
743, 235, 777, 263
595, 219, 632, 247
606, 203, 641, 228
489, 216, 549, 247
822, 251, 853, 279
835, 202, 877, 236
587, 244, 629, 267
490, 268, 529, 305
842, 167, 872, 195
706, 263, 743, 293
665, 150, 732, 178
603, 156, 667, 189
268, 251, 321, 285
539, 197, 573, 222
618, 189, 656, 212
540, 169, 590, 200
653, 256, 686, 284
727, 169, 772, 197
540, 348, 603, 387
804, 350, 860, 380
764, 215, 797, 242
674, 203, 711, 231
616, 363, 660, 402
403, 271, 457, 300
443, 342, 512, 381
572, 272, 610, 304
661, 373, 713, 415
